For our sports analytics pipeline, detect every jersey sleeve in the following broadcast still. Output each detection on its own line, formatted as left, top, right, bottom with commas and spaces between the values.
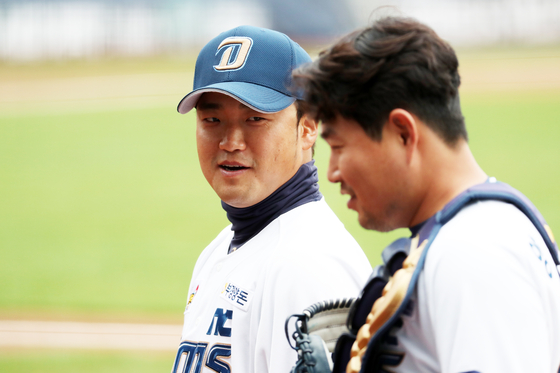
422, 213, 559, 373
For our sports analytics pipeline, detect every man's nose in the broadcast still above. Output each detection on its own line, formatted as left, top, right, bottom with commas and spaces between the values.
219, 124, 246, 152
327, 154, 341, 183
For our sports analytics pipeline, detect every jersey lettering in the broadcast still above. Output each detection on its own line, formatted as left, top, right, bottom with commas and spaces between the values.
172, 342, 232, 373
173, 341, 207, 373
530, 239, 554, 278
206, 308, 233, 337
206, 344, 232, 373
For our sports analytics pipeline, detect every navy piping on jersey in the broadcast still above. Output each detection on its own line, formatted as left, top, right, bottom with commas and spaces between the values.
408, 220, 426, 238
408, 178, 497, 238
222, 160, 323, 253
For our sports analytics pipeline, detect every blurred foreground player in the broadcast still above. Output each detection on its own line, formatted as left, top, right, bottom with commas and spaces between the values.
171, 25, 372, 373
292, 17, 560, 373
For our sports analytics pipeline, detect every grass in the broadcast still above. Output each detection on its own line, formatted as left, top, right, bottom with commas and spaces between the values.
0, 350, 173, 373
0, 108, 225, 321
462, 91, 560, 223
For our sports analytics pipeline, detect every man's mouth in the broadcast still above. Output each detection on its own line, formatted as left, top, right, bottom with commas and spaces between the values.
340, 184, 354, 198
219, 164, 249, 172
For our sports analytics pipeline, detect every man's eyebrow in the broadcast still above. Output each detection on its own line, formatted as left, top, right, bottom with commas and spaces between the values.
196, 101, 221, 111
320, 126, 335, 139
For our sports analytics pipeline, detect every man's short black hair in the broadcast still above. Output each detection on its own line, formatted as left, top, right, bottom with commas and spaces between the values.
294, 16, 468, 145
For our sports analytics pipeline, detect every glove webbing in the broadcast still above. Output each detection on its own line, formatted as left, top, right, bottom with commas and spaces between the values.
303, 298, 355, 325
286, 298, 357, 373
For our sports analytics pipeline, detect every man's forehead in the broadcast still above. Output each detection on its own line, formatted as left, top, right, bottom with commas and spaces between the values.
196, 92, 250, 110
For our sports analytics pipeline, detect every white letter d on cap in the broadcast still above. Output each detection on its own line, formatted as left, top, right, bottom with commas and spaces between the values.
214, 37, 253, 71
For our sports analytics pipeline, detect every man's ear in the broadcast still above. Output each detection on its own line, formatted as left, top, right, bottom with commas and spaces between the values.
387, 108, 419, 163
299, 113, 319, 152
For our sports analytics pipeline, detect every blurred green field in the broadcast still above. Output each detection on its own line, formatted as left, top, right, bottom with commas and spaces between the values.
1, 47, 560, 370
0, 350, 173, 373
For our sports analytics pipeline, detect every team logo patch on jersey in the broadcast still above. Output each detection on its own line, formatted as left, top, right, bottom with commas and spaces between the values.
213, 36, 253, 72
185, 285, 199, 312
221, 282, 252, 311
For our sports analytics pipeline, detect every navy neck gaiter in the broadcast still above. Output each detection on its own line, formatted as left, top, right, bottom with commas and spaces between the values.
221, 160, 323, 252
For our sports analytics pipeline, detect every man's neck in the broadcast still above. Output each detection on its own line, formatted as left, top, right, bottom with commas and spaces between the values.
222, 160, 322, 252
409, 140, 487, 227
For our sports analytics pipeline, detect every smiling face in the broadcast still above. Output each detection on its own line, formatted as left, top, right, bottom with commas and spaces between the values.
321, 116, 413, 232
195, 92, 314, 208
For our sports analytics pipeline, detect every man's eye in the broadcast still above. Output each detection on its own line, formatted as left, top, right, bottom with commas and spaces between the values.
204, 117, 220, 123
248, 117, 265, 122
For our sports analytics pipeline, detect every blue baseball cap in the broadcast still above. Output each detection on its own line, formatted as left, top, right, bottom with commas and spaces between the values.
177, 25, 312, 114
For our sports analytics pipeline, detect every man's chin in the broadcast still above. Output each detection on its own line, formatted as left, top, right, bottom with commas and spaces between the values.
358, 213, 395, 232
217, 191, 251, 208
217, 189, 265, 209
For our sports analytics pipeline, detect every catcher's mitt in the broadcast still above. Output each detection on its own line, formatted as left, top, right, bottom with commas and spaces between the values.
285, 299, 355, 373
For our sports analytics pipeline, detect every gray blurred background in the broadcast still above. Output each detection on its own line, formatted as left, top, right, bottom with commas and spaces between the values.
1, 0, 559, 61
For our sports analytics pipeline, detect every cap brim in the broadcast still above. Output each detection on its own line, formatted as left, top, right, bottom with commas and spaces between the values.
177, 82, 296, 114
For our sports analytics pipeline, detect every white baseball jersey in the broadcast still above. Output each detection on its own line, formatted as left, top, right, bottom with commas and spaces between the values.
383, 200, 560, 373
173, 198, 372, 373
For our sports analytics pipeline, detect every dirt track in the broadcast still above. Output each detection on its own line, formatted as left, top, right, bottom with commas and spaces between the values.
0, 71, 194, 114
458, 52, 560, 92
0, 320, 181, 351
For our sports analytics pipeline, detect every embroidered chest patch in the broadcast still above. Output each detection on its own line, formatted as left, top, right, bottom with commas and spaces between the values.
221, 282, 252, 311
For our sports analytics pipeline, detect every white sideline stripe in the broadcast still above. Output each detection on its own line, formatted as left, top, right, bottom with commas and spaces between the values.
0, 320, 182, 351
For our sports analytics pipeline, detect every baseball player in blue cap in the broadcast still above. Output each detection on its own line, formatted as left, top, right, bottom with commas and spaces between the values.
287, 16, 560, 373
170, 25, 372, 373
